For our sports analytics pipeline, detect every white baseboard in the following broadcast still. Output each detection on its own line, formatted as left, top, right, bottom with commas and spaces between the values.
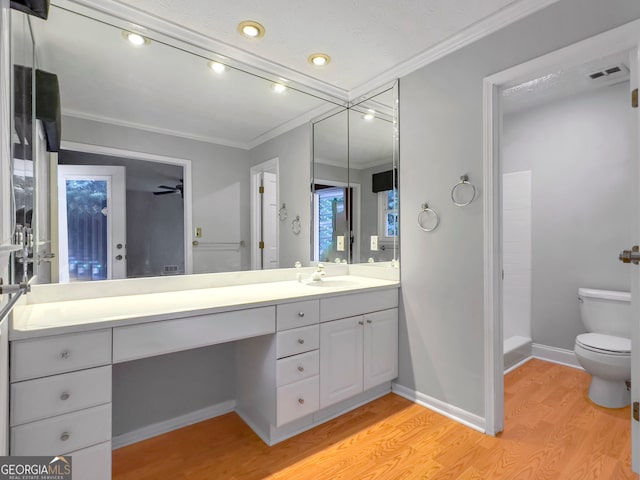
532, 343, 583, 370
391, 383, 485, 433
504, 356, 533, 374
112, 399, 236, 449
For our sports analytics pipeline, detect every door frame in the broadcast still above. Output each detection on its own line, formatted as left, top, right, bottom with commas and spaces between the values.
483, 20, 640, 439
250, 157, 279, 270
57, 164, 126, 282
312, 178, 361, 263
58, 141, 193, 275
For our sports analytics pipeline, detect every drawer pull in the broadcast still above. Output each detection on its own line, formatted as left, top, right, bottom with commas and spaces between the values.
60, 432, 70, 442
298, 339, 304, 344
297, 366, 304, 372
60, 392, 70, 401
298, 312, 305, 317
298, 398, 305, 405
60, 350, 71, 359
366, 319, 372, 324
358, 320, 364, 326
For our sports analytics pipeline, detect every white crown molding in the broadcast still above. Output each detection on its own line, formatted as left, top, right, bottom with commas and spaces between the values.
348, 0, 563, 100
56, 0, 348, 102
62, 109, 251, 150
246, 102, 336, 150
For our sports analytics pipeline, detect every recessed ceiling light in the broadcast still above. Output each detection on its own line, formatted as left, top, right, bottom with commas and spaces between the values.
208, 61, 227, 73
238, 20, 265, 39
367, 109, 376, 114
363, 113, 375, 121
122, 31, 150, 46
272, 83, 287, 93
308, 53, 331, 66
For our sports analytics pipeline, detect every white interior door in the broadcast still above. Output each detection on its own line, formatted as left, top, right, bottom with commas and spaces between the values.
262, 171, 278, 269
57, 165, 126, 283
630, 45, 640, 474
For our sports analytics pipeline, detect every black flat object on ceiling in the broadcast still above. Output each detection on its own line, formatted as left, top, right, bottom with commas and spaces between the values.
10, 0, 49, 19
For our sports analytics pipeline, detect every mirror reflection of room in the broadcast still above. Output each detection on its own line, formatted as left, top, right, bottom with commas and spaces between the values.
12, 4, 398, 286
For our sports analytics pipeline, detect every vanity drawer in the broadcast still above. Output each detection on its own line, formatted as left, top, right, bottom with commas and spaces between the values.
277, 375, 319, 426
320, 288, 398, 322
276, 325, 319, 359
11, 366, 112, 426
113, 306, 275, 363
11, 403, 111, 456
277, 350, 319, 387
11, 330, 112, 382
277, 300, 319, 331
65, 441, 111, 480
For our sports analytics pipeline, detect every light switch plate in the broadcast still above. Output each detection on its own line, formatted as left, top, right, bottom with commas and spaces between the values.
370, 235, 378, 251
337, 235, 345, 251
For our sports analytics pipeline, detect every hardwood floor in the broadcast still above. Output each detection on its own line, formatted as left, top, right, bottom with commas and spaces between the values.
112, 359, 634, 479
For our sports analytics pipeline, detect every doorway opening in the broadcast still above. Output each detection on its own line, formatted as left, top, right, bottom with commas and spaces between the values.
312, 180, 361, 264
55, 142, 192, 283
250, 158, 279, 270
483, 22, 640, 467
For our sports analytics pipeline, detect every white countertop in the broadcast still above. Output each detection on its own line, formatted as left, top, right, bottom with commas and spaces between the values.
10, 275, 399, 340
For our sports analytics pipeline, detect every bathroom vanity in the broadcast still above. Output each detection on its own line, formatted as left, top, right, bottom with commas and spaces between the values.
7, 272, 399, 480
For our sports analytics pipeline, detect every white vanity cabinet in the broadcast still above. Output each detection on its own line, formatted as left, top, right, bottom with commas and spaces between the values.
319, 308, 398, 408
236, 288, 398, 445
9, 330, 112, 480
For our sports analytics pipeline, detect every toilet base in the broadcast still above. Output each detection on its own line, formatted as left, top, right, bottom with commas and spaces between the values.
588, 376, 630, 408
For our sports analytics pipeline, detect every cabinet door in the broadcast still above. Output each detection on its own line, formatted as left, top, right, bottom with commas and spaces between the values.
320, 317, 363, 408
364, 308, 398, 391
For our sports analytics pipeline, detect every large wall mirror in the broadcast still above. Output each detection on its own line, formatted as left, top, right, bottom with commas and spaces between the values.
312, 84, 399, 266
7, 3, 398, 286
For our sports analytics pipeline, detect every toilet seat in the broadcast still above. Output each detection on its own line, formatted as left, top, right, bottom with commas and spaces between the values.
576, 333, 630, 356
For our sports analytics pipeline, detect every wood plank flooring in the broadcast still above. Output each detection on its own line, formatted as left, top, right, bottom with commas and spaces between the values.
112, 359, 634, 479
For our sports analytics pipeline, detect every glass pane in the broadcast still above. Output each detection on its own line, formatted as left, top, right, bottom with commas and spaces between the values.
66, 180, 108, 282
317, 189, 345, 262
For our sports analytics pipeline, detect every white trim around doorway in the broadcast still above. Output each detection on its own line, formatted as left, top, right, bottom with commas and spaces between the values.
482, 19, 640, 436
59, 141, 194, 275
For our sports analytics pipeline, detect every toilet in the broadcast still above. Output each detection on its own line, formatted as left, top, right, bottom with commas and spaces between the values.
574, 288, 631, 408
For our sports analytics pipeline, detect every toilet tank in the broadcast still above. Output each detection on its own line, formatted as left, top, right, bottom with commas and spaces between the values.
578, 288, 631, 338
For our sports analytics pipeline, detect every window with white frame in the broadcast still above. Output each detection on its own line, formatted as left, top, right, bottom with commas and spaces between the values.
378, 188, 398, 240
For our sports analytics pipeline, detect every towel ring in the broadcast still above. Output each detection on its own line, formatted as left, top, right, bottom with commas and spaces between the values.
291, 216, 301, 235
451, 175, 476, 207
418, 203, 439, 232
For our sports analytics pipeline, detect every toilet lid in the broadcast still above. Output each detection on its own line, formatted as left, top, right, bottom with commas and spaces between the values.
576, 333, 630, 354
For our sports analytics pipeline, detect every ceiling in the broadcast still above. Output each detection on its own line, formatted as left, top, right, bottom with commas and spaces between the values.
109, 0, 521, 93
25, 0, 548, 164
502, 50, 631, 114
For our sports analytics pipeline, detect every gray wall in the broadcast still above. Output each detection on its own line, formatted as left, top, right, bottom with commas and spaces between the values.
249, 124, 313, 268
358, 163, 395, 263
127, 191, 185, 277
503, 83, 634, 351
399, 0, 640, 417
112, 343, 235, 436
62, 116, 253, 272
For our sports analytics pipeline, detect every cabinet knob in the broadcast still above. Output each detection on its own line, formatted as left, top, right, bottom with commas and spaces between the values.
60, 392, 70, 401
60, 350, 71, 359
366, 319, 372, 324
298, 312, 305, 317
298, 366, 304, 372
358, 320, 364, 326
298, 398, 305, 405
298, 338, 305, 344
60, 432, 70, 442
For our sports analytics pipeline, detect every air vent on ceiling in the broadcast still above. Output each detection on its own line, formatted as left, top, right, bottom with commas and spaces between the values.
588, 64, 628, 81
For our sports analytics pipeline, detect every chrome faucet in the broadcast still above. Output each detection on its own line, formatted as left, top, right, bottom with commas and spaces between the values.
310, 263, 326, 281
